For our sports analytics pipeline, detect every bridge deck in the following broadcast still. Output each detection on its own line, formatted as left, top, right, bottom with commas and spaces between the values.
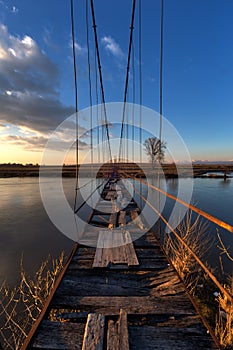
25, 179, 218, 349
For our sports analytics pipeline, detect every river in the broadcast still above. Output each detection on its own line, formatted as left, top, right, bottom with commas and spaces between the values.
0, 176, 232, 288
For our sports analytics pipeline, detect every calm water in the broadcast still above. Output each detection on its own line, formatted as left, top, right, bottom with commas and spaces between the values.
0, 176, 232, 287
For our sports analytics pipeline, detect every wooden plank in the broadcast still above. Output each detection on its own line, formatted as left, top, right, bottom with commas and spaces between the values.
123, 231, 139, 266
108, 212, 117, 228
107, 320, 118, 350
69, 257, 169, 271
118, 211, 126, 226
118, 309, 129, 350
92, 231, 105, 267
130, 210, 145, 230
30, 320, 85, 349
105, 190, 116, 200
128, 325, 218, 350
101, 230, 113, 267
82, 313, 105, 350
51, 295, 197, 316
111, 231, 127, 264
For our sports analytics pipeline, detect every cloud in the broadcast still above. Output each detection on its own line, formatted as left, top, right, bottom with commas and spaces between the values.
0, 123, 8, 131
101, 36, 124, 60
1, 134, 90, 152
0, 2, 18, 13
0, 23, 74, 134
69, 40, 86, 55
11, 6, 18, 14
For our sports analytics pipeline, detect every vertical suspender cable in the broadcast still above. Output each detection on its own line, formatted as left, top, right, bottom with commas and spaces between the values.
90, 0, 112, 163
70, 0, 79, 211
132, 42, 135, 163
139, 0, 142, 164
118, 0, 136, 162
138, 0, 143, 208
158, 0, 164, 239
94, 51, 100, 163
86, 0, 93, 168
159, 0, 164, 145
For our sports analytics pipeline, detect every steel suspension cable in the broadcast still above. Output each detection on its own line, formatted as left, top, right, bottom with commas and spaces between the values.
132, 41, 135, 163
118, 0, 136, 162
158, 0, 164, 238
94, 46, 100, 163
159, 0, 164, 150
70, 0, 79, 211
139, 0, 142, 164
86, 0, 93, 167
90, 0, 112, 162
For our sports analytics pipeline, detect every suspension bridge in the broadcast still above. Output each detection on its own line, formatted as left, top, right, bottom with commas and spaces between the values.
21, 0, 232, 349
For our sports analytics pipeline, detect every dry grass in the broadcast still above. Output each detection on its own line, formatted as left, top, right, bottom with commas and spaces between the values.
215, 278, 233, 349
164, 211, 211, 291
0, 252, 64, 350
164, 211, 233, 348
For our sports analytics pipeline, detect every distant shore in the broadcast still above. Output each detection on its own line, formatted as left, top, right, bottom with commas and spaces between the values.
0, 163, 232, 179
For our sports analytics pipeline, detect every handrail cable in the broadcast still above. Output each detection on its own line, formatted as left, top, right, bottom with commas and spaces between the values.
118, 0, 136, 161
70, 0, 79, 211
74, 179, 105, 214
90, 0, 112, 162
135, 177, 233, 234
127, 179, 233, 303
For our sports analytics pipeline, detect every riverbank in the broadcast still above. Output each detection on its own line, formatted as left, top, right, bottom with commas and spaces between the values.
0, 163, 233, 178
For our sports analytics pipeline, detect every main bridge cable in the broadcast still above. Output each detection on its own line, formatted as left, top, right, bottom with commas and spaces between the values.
90, 0, 112, 163
118, 0, 136, 162
70, 0, 79, 211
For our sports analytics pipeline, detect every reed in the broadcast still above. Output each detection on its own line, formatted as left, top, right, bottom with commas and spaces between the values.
0, 252, 64, 350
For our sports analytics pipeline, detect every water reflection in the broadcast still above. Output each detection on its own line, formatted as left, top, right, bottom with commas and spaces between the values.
219, 178, 231, 187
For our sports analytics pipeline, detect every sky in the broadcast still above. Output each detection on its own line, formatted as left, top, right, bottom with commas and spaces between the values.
0, 0, 233, 164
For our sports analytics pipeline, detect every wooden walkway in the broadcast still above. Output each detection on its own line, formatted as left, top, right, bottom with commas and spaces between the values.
24, 179, 219, 349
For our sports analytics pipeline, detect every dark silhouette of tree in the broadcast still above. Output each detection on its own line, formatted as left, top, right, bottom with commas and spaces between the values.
144, 137, 166, 167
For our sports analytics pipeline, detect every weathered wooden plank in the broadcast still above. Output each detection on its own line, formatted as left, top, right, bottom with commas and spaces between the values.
29, 320, 85, 349
82, 313, 105, 350
108, 212, 117, 228
130, 210, 146, 230
128, 325, 218, 350
118, 210, 126, 226
92, 231, 105, 267
105, 191, 116, 200
111, 231, 127, 264
123, 231, 139, 266
107, 320, 118, 350
69, 257, 169, 271
118, 309, 129, 350
51, 295, 197, 316
54, 267, 183, 298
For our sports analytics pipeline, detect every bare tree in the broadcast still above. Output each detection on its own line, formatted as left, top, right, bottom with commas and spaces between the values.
144, 137, 166, 167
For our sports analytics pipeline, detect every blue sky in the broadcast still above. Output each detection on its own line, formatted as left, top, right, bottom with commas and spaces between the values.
0, 0, 232, 163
